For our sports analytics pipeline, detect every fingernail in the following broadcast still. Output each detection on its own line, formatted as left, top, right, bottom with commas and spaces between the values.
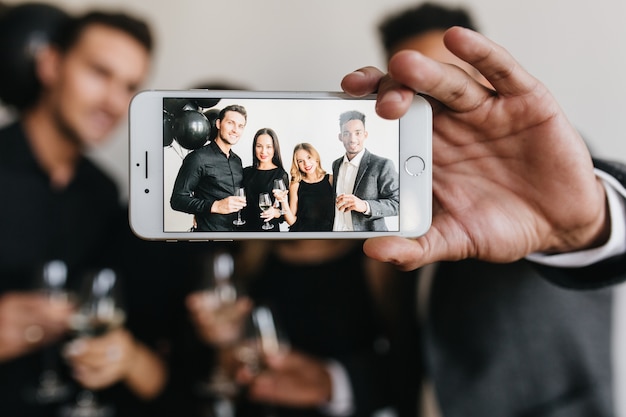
64, 339, 86, 356
378, 90, 403, 105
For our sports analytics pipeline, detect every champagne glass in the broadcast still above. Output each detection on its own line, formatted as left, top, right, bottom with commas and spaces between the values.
26, 260, 73, 405
60, 268, 125, 417
233, 187, 246, 226
236, 305, 290, 376
258, 193, 274, 230
196, 251, 240, 399
272, 179, 287, 214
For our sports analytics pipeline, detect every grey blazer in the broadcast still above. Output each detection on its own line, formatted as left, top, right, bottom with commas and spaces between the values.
332, 149, 399, 231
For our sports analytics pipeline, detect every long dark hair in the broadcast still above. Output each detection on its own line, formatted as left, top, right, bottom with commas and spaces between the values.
252, 127, 284, 169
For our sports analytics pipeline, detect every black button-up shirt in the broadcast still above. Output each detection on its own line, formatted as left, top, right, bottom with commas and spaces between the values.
170, 140, 243, 231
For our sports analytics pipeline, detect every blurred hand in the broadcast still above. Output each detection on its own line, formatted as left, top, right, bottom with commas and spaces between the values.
341, 26, 608, 271
0, 291, 73, 361
63, 328, 138, 390
237, 350, 332, 407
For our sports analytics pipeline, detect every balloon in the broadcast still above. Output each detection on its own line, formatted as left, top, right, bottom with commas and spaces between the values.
173, 110, 210, 150
193, 98, 220, 109
0, 3, 69, 109
203, 108, 220, 142
163, 110, 174, 147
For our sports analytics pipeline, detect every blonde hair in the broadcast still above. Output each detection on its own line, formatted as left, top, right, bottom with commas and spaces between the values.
290, 143, 326, 183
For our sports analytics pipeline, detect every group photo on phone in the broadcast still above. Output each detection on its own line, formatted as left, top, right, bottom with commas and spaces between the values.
163, 97, 402, 234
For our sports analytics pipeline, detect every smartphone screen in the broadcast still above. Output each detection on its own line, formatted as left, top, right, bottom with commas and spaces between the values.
130, 90, 431, 240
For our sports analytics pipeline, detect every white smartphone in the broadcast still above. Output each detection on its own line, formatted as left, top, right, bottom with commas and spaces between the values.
129, 90, 432, 241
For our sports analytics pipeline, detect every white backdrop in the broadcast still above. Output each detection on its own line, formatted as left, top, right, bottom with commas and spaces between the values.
3, 0, 626, 415
3, 0, 622, 200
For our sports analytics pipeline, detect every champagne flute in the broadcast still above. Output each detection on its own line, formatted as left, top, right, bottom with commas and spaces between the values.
259, 193, 274, 230
26, 260, 73, 405
272, 179, 287, 214
236, 305, 290, 376
233, 187, 246, 226
196, 251, 240, 399
60, 268, 125, 417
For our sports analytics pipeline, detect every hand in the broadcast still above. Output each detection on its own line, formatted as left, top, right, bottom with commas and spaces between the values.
186, 292, 253, 347
335, 193, 367, 213
272, 189, 288, 204
63, 328, 138, 391
211, 196, 246, 214
260, 207, 280, 221
0, 292, 73, 361
237, 350, 332, 407
341, 26, 608, 271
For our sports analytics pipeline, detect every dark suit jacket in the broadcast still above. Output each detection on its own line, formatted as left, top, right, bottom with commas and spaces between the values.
332, 149, 399, 231
425, 259, 613, 417
423, 159, 625, 417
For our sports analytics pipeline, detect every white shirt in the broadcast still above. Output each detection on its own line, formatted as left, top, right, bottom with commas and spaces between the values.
333, 150, 366, 231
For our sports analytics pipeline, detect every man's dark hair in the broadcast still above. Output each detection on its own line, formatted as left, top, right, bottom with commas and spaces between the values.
218, 104, 247, 123
339, 110, 365, 129
379, 2, 477, 55
53, 10, 153, 53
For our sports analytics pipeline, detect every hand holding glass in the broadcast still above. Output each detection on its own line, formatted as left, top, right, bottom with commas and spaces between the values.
259, 193, 274, 230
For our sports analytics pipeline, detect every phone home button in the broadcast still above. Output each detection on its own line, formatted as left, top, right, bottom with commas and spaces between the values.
404, 155, 425, 176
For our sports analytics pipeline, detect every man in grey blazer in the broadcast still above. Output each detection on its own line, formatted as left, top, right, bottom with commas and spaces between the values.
332, 110, 399, 231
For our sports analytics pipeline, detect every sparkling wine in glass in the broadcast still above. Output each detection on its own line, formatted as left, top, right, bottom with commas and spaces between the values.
259, 192, 274, 230
195, 252, 242, 417
272, 179, 287, 214
233, 187, 246, 226
60, 268, 125, 417
236, 305, 290, 376
26, 260, 73, 405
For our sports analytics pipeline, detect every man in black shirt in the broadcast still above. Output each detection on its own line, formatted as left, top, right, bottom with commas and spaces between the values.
0, 9, 173, 417
170, 105, 248, 231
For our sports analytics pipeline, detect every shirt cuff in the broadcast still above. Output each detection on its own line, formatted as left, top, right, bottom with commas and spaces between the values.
319, 360, 355, 416
526, 169, 626, 267
363, 201, 371, 216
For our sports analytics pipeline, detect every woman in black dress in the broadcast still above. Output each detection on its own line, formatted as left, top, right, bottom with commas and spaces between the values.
241, 128, 289, 231
280, 143, 334, 232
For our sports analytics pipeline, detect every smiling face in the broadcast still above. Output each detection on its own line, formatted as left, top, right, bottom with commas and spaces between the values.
255, 134, 275, 167
295, 149, 318, 177
339, 119, 368, 160
216, 110, 247, 149
42, 24, 150, 147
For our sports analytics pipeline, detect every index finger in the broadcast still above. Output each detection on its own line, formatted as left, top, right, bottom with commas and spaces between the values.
443, 26, 541, 97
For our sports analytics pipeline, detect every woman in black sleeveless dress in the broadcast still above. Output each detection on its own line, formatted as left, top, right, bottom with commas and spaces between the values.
280, 143, 334, 232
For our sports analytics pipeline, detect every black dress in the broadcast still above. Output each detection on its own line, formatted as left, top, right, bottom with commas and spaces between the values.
241, 167, 289, 231
289, 174, 334, 232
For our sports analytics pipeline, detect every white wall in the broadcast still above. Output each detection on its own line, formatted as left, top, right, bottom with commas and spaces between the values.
4, 0, 626, 414
4, 0, 623, 199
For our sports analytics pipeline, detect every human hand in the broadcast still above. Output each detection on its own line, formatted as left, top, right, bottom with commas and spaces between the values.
0, 292, 73, 361
186, 292, 253, 347
341, 26, 608, 270
211, 196, 246, 214
335, 193, 367, 213
63, 328, 138, 391
236, 350, 332, 407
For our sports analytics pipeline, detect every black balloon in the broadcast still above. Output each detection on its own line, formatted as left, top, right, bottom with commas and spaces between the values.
193, 98, 220, 109
163, 110, 174, 147
0, 3, 69, 109
173, 110, 211, 150
203, 108, 220, 142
